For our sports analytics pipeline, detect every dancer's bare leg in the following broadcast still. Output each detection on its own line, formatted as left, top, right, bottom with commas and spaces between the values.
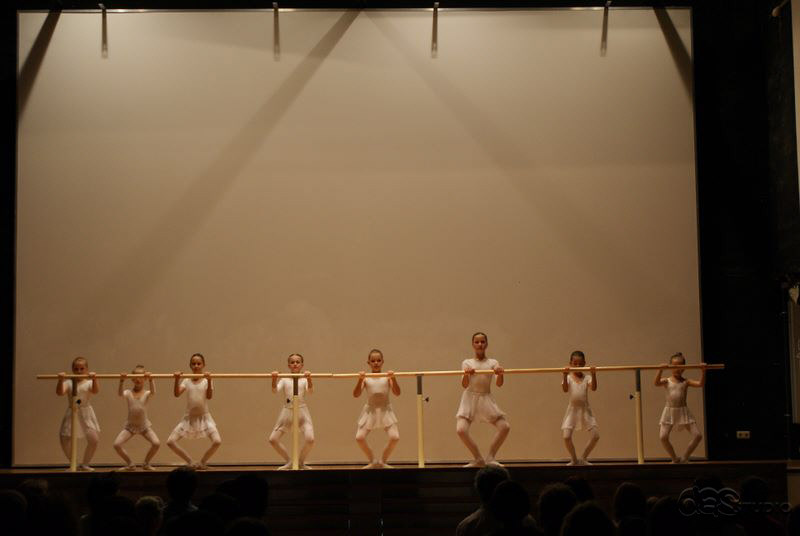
563, 428, 579, 465
659, 424, 679, 463
486, 418, 510, 465
199, 430, 221, 468
113, 429, 135, 468
167, 431, 194, 466
681, 424, 703, 463
356, 427, 376, 468
142, 429, 161, 466
581, 427, 599, 463
380, 425, 400, 467
457, 417, 484, 467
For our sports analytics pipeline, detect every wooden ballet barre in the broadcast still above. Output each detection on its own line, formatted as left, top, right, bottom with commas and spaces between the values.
331, 364, 724, 378
36, 373, 335, 379
38, 364, 723, 380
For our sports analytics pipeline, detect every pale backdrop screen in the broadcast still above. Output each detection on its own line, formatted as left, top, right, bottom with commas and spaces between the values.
16, 8, 700, 465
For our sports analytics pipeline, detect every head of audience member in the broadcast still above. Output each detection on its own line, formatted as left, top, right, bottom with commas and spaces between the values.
89, 494, 137, 536
560, 501, 615, 536
164, 510, 224, 536
617, 514, 647, 536
17, 478, 48, 509
563, 476, 594, 503
488, 480, 532, 529
86, 472, 121, 513
536, 483, 577, 536
645, 496, 659, 514
474, 464, 511, 506
227, 473, 269, 518
225, 517, 271, 536
613, 482, 647, 522
617, 516, 647, 536
167, 467, 198, 506
26, 491, 79, 536
136, 495, 164, 536
200, 492, 241, 526
0, 489, 27, 536
647, 496, 690, 536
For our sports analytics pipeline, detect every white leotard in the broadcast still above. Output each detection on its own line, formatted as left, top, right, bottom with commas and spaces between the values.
123, 389, 152, 434
659, 377, 696, 429
456, 358, 506, 423
357, 377, 398, 430
272, 378, 313, 434
561, 374, 597, 431
59, 379, 101, 438
170, 378, 218, 439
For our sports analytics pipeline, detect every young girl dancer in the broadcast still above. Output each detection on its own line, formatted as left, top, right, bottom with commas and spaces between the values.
561, 350, 599, 465
456, 332, 510, 467
270, 353, 314, 470
166, 353, 221, 469
655, 352, 705, 463
353, 349, 401, 469
56, 356, 100, 471
113, 366, 160, 470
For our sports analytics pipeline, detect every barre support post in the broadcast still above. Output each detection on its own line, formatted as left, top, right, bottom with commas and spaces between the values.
634, 369, 644, 464
69, 380, 78, 472
416, 374, 425, 468
292, 376, 299, 470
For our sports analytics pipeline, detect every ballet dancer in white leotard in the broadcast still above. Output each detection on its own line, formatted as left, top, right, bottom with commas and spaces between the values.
561, 350, 599, 466
456, 332, 511, 468
655, 352, 706, 463
353, 349, 401, 469
56, 356, 100, 471
166, 353, 221, 470
113, 365, 161, 470
270, 353, 314, 470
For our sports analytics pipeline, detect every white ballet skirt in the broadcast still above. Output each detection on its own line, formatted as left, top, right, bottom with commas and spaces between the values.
357, 377, 398, 430
561, 375, 597, 431
59, 379, 101, 438
171, 378, 218, 439
123, 389, 153, 434
273, 406, 313, 433
659, 377, 696, 430
272, 377, 313, 433
456, 358, 506, 423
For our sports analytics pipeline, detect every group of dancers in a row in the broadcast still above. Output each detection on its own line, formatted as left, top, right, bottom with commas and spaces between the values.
54, 332, 706, 471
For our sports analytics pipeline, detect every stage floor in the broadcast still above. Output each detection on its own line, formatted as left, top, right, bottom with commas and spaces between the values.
0, 461, 789, 536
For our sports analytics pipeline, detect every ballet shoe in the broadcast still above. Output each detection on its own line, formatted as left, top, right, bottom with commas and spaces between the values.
196, 463, 209, 471
678, 457, 689, 464
379, 461, 394, 469
141, 464, 155, 471
578, 459, 592, 466
463, 459, 485, 468
486, 459, 504, 467
78, 464, 95, 472
119, 464, 136, 471
566, 460, 578, 466
300, 464, 312, 470
277, 462, 292, 470
363, 461, 380, 469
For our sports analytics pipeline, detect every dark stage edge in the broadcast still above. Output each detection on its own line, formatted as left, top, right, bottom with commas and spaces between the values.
0, 461, 788, 535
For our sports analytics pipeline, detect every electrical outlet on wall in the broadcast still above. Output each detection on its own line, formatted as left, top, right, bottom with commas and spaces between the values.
736, 430, 751, 439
